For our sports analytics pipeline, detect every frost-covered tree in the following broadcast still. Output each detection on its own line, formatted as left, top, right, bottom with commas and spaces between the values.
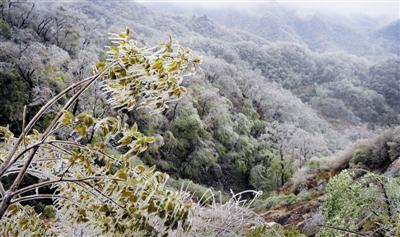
0, 29, 200, 236
289, 128, 328, 168
260, 121, 297, 188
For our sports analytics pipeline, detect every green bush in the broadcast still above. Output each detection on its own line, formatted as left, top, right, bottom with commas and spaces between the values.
307, 158, 320, 171
350, 144, 373, 168
183, 145, 219, 180
41, 205, 57, 220
350, 129, 400, 170
252, 192, 318, 212
251, 119, 268, 137
168, 178, 229, 203
214, 125, 238, 148
172, 108, 207, 146
265, 156, 294, 191
0, 71, 29, 131
319, 170, 400, 236
0, 19, 11, 39
249, 164, 270, 191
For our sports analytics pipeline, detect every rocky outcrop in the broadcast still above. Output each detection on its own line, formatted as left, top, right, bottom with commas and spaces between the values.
384, 157, 400, 177
256, 128, 400, 236
261, 199, 323, 236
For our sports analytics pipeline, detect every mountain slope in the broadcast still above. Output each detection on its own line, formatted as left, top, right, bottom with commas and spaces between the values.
1, 0, 398, 193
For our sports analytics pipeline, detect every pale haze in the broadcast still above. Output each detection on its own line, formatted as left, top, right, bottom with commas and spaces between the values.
138, 0, 399, 19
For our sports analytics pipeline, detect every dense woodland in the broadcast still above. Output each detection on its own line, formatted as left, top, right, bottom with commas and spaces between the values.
0, 0, 399, 236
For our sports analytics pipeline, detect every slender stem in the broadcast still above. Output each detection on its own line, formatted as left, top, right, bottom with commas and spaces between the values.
48, 143, 74, 156
3, 141, 45, 172
4, 139, 117, 178
78, 181, 124, 209
378, 180, 394, 221
59, 162, 73, 180
10, 64, 111, 177
46, 140, 119, 162
10, 194, 67, 204
12, 177, 124, 196
0, 183, 5, 198
22, 105, 27, 147
0, 146, 39, 218
3, 138, 82, 175
4, 169, 53, 178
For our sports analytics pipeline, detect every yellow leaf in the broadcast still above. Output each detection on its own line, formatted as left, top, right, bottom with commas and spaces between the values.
96, 61, 106, 70
144, 136, 155, 144
193, 56, 201, 64
111, 46, 119, 56
61, 110, 74, 125
76, 112, 95, 127
132, 123, 138, 132
116, 169, 128, 180
152, 59, 164, 70
118, 135, 132, 146
168, 61, 179, 72
7, 204, 20, 215
75, 124, 87, 137
0, 126, 13, 144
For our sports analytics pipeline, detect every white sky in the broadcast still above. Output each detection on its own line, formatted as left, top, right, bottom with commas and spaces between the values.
137, 0, 400, 19
280, 1, 399, 18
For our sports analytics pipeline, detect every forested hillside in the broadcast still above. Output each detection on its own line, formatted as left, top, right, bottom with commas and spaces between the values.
0, 0, 399, 236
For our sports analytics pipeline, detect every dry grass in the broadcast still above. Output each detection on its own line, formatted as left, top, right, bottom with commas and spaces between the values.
170, 188, 264, 237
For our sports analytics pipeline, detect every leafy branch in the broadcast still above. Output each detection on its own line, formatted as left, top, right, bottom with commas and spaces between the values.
0, 28, 200, 236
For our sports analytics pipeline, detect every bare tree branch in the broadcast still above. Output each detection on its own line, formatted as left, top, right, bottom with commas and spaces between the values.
11, 176, 124, 197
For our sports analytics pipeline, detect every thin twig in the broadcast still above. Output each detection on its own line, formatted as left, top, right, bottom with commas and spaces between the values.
22, 105, 27, 147
76, 181, 124, 209
11, 194, 68, 204
11, 176, 124, 196
48, 143, 74, 156
46, 140, 118, 161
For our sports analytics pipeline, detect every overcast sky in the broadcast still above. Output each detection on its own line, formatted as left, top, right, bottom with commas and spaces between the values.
279, 1, 399, 18
137, 0, 399, 19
